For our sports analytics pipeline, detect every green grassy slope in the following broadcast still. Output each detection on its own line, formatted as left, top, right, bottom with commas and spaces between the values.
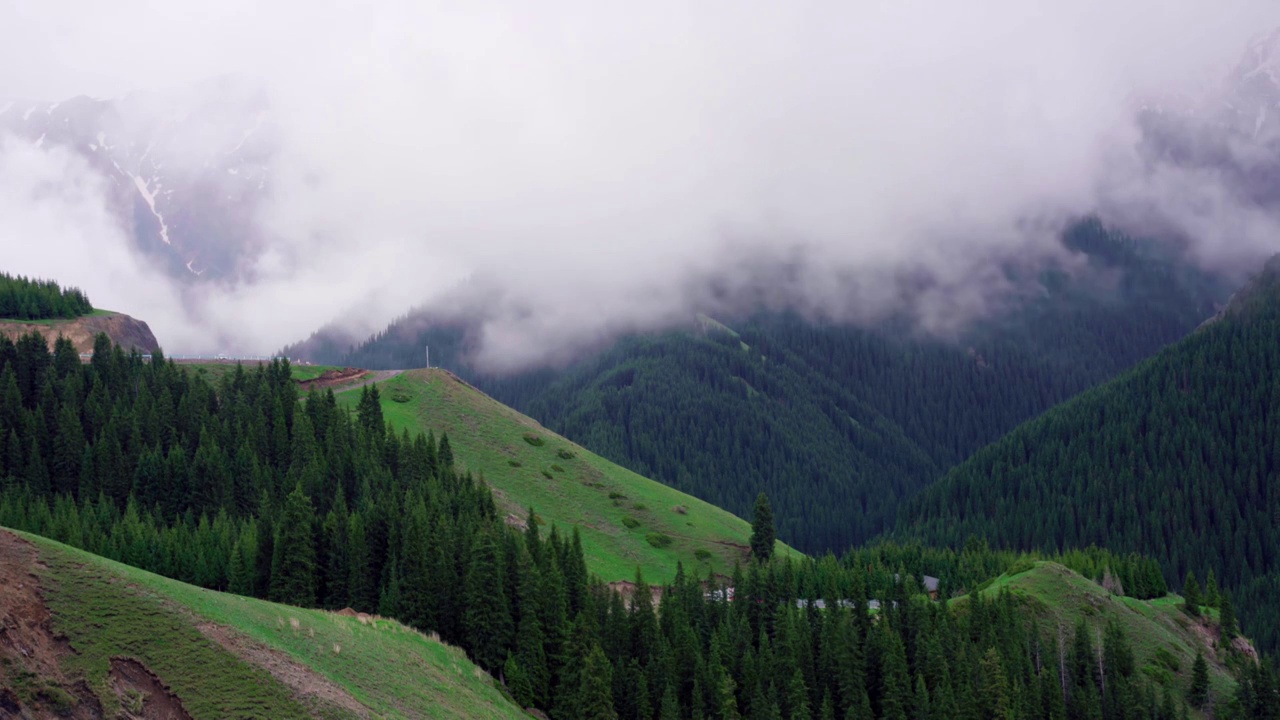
965, 562, 1244, 708
4, 529, 526, 720
180, 361, 344, 385
336, 369, 798, 583
1, 308, 116, 325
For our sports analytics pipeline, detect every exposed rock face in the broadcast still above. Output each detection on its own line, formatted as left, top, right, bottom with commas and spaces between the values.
0, 312, 161, 354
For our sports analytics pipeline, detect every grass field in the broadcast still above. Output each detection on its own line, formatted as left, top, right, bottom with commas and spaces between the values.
335, 369, 798, 583
181, 362, 343, 385
1, 308, 115, 326
10, 529, 526, 719
964, 561, 1240, 710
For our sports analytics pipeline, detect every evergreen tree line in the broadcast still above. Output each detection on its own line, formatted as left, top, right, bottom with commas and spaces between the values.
7, 330, 1273, 717
899, 273, 1280, 655
290, 220, 1229, 555
0, 272, 93, 320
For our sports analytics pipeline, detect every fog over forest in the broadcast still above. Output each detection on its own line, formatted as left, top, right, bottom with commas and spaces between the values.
1, 1, 1278, 367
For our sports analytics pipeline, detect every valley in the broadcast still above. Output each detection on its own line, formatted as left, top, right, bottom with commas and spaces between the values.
6, 10, 1280, 716
2, 270, 1278, 717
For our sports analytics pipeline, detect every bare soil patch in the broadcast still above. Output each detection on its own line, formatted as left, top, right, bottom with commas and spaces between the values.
298, 367, 368, 391
107, 657, 191, 720
0, 530, 101, 719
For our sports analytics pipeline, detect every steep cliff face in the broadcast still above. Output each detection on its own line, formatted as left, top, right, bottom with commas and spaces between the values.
0, 312, 161, 354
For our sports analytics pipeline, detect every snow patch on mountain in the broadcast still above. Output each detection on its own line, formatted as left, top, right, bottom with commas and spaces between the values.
131, 174, 171, 245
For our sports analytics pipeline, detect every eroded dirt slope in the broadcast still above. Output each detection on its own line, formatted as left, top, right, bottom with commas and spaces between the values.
0, 313, 160, 354
1, 531, 194, 719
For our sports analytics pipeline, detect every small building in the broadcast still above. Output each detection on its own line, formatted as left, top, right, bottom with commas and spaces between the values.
923, 575, 940, 600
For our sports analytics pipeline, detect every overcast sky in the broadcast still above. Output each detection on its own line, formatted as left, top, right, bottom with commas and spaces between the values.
1, 1, 1278, 367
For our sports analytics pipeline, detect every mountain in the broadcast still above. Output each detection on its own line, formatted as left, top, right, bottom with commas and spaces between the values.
0, 78, 273, 282
0, 528, 525, 719
5, 293, 1274, 718
292, 220, 1233, 555
331, 368, 798, 583
898, 256, 1280, 653
1132, 29, 1280, 217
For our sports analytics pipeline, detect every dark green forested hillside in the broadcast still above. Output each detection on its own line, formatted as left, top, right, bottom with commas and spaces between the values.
287, 221, 1229, 554
899, 259, 1280, 655
8, 329, 1277, 717
8, 327, 1280, 717
0, 272, 93, 320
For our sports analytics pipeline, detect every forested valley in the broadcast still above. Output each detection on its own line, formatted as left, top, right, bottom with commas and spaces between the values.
3, 329, 1275, 718
288, 220, 1231, 554
899, 258, 1280, 659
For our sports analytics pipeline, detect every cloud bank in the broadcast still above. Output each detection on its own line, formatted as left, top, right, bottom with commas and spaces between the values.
1, 1, 1278, 369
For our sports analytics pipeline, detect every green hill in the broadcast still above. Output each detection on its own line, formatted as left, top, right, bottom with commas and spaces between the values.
900, 259, 1280, 653
0, 528, 526, 719
334, 369, 798, 583
962, 561, 1247, 711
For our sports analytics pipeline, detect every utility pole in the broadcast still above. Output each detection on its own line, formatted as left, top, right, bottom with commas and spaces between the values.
425, 345, 430, 369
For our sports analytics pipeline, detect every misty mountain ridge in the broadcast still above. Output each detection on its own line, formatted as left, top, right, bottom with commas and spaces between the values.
6, 28, 1280, 361
0, 76, 273, 282
287, 218, 1234, 553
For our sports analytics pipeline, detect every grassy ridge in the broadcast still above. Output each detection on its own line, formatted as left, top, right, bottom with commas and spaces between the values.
967, 562, 1240, 708
15, 529, 526, 719
1, 308, 116, 326
180, 362, 343, 385
336, 369, 798, 583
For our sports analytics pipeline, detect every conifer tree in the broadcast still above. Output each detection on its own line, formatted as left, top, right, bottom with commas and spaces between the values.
564, 527, 589, 615
786, 665, 811, 720
356, 384, 384, 436
1203, 569, 1219, 608
659, 684, 680, 720
1182, 571, 1201, 617
978, 647, 1012, 720
321, 495, 351, 609
505, 653, 535, 709
555, 615, 598, 720
879, 622, 910, 720
24, 436, 49, 496
228, 523, 258, 596
1188, 650, 1209, 708
750, 492, 776, 562
1219, 592, 1238, 642
398, 497, 432, 628
269, 484, 317, 606
578, 645, 619, 720
464, 529, 514, 671
438, 433, 454, 469
819, 691, 836, 720
51, 404, 83, 494
378, 554, 403, 618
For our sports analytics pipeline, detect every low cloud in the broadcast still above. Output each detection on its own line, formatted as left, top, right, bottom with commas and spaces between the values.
1, 1, 1278, 369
